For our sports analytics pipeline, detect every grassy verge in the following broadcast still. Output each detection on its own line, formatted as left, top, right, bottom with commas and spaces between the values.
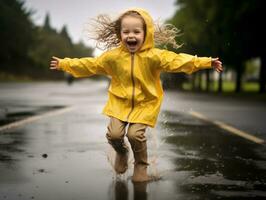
182, 81, 266, 102
183, 81, 260, 92
0, 72, 33, 82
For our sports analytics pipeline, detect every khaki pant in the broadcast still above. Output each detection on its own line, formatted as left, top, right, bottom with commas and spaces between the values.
106, 117, 150, 181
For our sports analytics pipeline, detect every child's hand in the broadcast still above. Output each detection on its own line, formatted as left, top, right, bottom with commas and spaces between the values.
211, 58, 223, 73
50, 56, 60, 70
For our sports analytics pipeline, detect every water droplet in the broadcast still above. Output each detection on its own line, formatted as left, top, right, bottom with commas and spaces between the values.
42, 153, 48, 158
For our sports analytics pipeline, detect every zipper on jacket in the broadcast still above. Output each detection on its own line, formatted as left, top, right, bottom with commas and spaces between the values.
127, 53, 135, 120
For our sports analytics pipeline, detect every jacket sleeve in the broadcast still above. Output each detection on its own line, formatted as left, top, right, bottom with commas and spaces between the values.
58, 52, 109, 78
158, 50, 212, 74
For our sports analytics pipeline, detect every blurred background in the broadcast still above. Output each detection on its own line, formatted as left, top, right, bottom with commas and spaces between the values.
1, 1, 266, 199
0, 0, 265, 95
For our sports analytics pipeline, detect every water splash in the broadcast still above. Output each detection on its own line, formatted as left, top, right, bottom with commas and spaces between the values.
105, 138, 134, 181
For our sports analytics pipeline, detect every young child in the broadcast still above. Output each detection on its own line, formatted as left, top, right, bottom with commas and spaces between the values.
50, 8, 222, 182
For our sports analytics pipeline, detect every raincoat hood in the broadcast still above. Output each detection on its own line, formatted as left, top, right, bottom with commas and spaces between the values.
120, 8, 155, 52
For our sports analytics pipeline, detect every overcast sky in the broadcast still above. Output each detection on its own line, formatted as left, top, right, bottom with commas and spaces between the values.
25, 0, 177, 55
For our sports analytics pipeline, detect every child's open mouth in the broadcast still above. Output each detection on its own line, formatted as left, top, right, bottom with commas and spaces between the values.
126, 40, 138, 47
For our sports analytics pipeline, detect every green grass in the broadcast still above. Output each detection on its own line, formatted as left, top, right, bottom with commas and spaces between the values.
182, 81, 266, 102
183, 81, 261, 92
243, 82, 259, 92
0, 72, 33, 82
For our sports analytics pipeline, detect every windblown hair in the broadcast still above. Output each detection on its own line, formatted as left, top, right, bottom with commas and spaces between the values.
154, 22, 182, 49
86, 10, 181, 50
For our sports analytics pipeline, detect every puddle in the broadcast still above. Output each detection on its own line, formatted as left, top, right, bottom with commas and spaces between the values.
0, 130, 27, 165
158, 110, 266, 199
0, 105, 66, 126
0, 106, 265, 199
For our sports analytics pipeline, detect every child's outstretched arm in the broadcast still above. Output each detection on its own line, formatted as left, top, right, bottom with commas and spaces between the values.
50, 56, 60, 70
157, 49, 223, 74
49, 54, 109, 78
211, 57, 223, 73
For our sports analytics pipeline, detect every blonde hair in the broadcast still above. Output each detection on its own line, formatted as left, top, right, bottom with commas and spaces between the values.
86, 10, 181, 50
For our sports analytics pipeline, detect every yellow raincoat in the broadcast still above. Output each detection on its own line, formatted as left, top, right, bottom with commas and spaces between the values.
58, 8, 212, 127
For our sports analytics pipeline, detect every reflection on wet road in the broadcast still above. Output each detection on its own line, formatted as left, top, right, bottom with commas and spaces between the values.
157, 110, 266, 199
0, 80, 266, 200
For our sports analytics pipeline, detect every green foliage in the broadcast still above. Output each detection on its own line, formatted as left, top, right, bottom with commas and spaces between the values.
171, 0, 263, 62
0, 0, 35, 70
43, 13, 52, 31
28, 14, 94, 78
168, 0, 265, 93
0, 1, 94, 79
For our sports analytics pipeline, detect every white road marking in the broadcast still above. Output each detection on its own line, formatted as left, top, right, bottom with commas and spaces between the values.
189, 111, 265, 144
0, 106, 75, 133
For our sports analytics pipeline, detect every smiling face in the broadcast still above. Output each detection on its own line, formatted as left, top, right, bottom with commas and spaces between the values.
120, 16, 145, 53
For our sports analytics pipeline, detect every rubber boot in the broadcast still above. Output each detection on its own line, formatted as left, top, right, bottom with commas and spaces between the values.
131, 142, 153, 182
114, 149, 128, 174
106, 117, 129, 174
109, 139, 129, 174
127, 123, 156, 182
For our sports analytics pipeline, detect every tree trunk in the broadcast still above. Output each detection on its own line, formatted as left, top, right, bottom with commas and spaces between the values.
259, 56, 266, 93
235, 63, 243, 93
217, 72, 223, 93
206, 70, 210, 92
191, 74, 196, 90
198, 72, 202, 91
195, 73, 199, 91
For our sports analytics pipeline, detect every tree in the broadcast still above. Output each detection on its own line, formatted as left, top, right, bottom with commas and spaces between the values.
170, 0, 265, 93
28, 13, 94, 79
60, 25, 72, 44
43, 13, 52, 32
0, 0, 36, 74
169, 0, 218, 91
0, 1, 94, 79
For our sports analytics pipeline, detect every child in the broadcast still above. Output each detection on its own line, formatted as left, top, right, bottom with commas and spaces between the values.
50, 8, 223, 182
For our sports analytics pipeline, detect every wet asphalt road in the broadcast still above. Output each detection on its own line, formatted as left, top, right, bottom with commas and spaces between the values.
0, 80, 266, 200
